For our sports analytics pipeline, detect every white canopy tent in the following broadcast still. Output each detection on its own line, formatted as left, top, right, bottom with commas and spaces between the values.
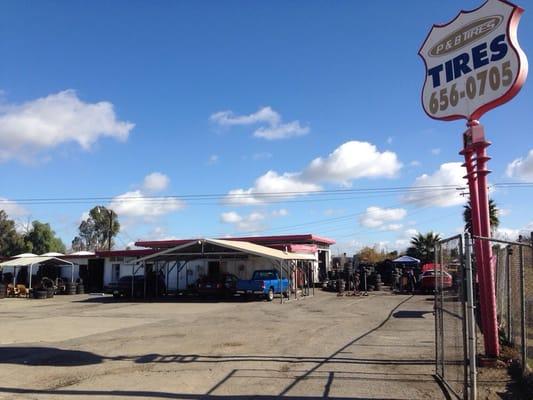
0, 256, 75, 289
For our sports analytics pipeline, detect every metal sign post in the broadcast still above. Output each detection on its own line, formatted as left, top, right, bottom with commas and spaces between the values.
419, 0, 528, 358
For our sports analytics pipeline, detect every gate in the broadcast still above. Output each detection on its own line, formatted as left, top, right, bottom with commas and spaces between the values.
435, 234, 476, 399
477, 234, 532, 376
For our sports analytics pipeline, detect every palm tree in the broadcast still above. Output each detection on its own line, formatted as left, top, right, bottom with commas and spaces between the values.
463, 199, 499, 235
409, 232, 442, 264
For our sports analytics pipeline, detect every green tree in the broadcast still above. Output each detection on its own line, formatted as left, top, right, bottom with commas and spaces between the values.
0, 210, 28, 256
463, 199, 500, 235
71, 236, 86, 252
75, 206, 120, 251
24, 220, 66, 254
409, 232, 442, 264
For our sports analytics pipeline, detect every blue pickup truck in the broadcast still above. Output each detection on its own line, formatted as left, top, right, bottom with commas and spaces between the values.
236, 269, 289, 301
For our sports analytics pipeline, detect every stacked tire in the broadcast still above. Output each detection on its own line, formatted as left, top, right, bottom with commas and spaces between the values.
374, 273, 383, 291
0, 283, 6, 299
34, 289, 48, 299
46, 287, 55, 298
64, 282, 77, 295
76, 284, 85, 294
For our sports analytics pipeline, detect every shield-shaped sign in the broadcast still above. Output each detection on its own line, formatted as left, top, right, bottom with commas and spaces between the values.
419, 0, 528, 121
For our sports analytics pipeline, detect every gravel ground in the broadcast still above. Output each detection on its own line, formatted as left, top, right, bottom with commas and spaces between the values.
0, 291, 449, 399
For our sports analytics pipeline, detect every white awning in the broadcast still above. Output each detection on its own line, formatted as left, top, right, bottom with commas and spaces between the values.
0, 256, 74, 269
135, 238, 316, 264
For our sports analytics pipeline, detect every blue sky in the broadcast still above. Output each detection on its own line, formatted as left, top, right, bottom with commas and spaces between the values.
0, 0, 532, 254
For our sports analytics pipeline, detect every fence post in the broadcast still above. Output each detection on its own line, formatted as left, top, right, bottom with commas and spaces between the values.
434, 244, 439, 376
518, 236, 526, 376
506, 246, 512, 343
465, 233, 477, 400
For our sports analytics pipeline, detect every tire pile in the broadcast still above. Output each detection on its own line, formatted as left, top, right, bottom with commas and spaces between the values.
64, 282, 77, 295
368, 273, 383, 291
33, 277, 56, 299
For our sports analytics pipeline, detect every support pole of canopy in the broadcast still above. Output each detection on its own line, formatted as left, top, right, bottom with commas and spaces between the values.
312, 262, 315, 296
131, 265, 135, 297
165, 261, 169, 296
143, 261, 147, 300
295, 261, 298, 300
29, 264, 33, 290
279, 260, 283, 304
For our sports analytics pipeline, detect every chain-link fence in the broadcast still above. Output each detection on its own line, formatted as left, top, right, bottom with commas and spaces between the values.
435, 234, 476, 399
489, 234, 532, 375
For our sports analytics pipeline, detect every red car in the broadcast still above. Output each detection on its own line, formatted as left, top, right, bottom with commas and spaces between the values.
420, 270, 453, 292
197, 273, 238, 298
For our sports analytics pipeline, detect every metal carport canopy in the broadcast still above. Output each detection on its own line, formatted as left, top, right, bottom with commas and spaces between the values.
0, 256, 74, 268
135, 238, 316, 263
0, 256, 75, 289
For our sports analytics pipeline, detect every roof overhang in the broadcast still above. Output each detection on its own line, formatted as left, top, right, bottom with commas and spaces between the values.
0, 256, 75, 269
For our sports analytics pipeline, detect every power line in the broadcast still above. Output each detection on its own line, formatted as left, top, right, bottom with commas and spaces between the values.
1, 181, 530, 206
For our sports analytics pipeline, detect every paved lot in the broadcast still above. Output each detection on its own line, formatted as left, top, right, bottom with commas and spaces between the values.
0, 291, 446, 399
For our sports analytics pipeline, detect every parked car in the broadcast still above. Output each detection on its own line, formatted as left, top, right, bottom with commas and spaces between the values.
236, 269, 289, 301
420, 269, 453, 292
110, 274, 166, 298
197, 273, 238, 298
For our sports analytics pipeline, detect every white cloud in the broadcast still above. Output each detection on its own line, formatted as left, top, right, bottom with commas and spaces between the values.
404, 162, 466, 207
393, 228, 419, 251
381, 223, 403, 231
499, 208, 511, 217
210, 106, 280, 127
359, 206, 407, 229
506, 149, 533, 180
220, 210, 266, 232
271, 208, 288, 217
404, 228, 419, 237
210, 106, 309, 140
254, 120, 309, 140
0, 90, 134, 162
0, 197, 28, 218
431, 148, 441, 155
207, 154, 219, 165
109, 190, 184, 220
224, 171, 321, 205
386, 136, 393, 144
220, 211, 242, 224
302, 141, 402, 185
494, 228, 520, 241
410, 160, 421, 167
394, 239, 410, 249
225, 140, 401, 205
142, 172, 169, 193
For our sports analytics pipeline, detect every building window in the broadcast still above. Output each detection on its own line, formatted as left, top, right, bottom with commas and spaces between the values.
112, 264, 120, 282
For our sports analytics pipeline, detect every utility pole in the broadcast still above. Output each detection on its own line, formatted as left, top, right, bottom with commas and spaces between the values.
108, 209, 113, 251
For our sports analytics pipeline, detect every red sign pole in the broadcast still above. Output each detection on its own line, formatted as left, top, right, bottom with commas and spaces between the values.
460, 138, 488, 342
461, 120, 499, 358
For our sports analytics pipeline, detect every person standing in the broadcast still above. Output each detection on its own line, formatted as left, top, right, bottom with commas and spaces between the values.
392, 268, 400, 292
407, 268, 417, 294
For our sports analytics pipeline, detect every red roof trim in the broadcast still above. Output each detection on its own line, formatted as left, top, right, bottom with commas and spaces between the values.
135, 234, 335, 249
96, 249, 157, 257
